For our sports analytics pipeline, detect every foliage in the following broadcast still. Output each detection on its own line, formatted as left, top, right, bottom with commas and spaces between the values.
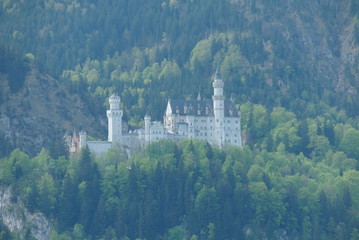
1, 0, 359, 239
0, 46, 29, 93
0, 102, 358, 239
0, 1, 358, 121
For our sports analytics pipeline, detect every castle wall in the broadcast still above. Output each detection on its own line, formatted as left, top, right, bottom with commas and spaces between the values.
87, 141, 112, 158
223, 117, 242, 146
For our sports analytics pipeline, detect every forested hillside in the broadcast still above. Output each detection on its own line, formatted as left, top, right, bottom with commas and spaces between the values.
1, 0, 359, 239
1, 0, 359, 124
1, 102, 359, 239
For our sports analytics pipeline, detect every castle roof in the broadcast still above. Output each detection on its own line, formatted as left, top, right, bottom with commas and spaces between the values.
109, 93, 121, 101
167, 99, 239, 117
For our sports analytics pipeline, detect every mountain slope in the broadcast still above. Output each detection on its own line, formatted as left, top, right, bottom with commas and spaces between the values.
0, 65, 105, 156
0, 0, 359, 153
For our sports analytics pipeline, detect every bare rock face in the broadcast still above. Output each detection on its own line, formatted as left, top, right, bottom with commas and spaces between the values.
0, 187, 51, 240
0, 66, 105, 156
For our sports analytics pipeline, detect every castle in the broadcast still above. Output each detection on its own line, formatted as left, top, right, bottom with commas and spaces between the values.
66, 70, 242, 157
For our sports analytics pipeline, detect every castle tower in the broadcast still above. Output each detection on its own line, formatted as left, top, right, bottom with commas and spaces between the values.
106, 94, 123, 143
79, 130, 87, 149
144, 114, 151, 145
212, 68, 225, 147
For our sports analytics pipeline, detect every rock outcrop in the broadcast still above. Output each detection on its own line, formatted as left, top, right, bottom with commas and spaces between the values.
0, 66, 106, 156
0, 187, 51, 240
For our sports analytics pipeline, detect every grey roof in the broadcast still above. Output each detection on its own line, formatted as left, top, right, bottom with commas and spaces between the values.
109, 93, 120, 100
168, 99, 239, 117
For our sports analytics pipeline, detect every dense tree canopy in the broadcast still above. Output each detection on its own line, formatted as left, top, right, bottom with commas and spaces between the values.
1, 0, 359, 239
1, 0, 359, 120
1, 103, 358, 239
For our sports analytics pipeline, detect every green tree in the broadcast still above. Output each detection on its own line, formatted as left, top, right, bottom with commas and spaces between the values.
37, 173, 57, 216
249, 182, 284, 231
72, 224, 85, 240
297, 119, 311, 157
193, 186, 219, 234
58, 169, 79, 231
167, 226, 185, 240
247, 164, 264, 182
8, 149, 30, 179
343, 170, 359, 212
270, 107, 296, 126
339, 128, 359, 159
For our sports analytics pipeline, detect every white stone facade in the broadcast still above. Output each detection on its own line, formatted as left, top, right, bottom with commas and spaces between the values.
163, 70, 242, 147
68, 71, 242, 157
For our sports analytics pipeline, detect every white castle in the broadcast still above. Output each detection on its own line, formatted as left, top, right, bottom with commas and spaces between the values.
67, 70, 242, 156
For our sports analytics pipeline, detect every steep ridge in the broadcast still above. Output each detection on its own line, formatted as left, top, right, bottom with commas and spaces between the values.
0, 66, 105, 156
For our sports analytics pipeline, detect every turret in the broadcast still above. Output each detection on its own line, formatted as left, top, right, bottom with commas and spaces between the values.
107, 93, 123, 143
212, 68, 225, 147
109, 93, 121, 110
144, 114, 151, 145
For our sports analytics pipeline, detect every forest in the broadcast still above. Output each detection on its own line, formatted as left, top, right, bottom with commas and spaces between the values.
1, 0, 359, 122
1, 102, 359, 239
1, 0, 359, 239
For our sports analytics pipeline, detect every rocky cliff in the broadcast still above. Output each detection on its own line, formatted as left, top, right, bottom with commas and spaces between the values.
0, 187, 50, 240
0, 66, 105, 156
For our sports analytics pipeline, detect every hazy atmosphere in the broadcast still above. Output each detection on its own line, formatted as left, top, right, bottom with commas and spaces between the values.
0, 0, 359, 239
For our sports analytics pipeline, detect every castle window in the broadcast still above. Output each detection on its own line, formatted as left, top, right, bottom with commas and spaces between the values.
235, 120, 238, 123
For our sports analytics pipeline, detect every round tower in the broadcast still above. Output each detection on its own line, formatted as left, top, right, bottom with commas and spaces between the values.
212, 68, 225, 147
144, 114, 151, 145
106, 93, 123, 143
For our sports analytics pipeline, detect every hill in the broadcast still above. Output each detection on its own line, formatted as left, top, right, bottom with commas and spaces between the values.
0, 138, 358, 239
0, 60, 105, 157
0, 0, 359, 122
1, 1, 359, 238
